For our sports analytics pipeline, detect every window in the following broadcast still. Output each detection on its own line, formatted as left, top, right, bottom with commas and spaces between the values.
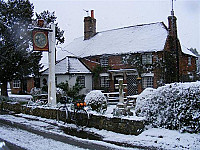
188, 57, 192, 66
77, 76, 85, 87
142, 77, 153, 89
100, 56, 108, 67
142, 54, 152, 64
100, 76, 110, 88
13, 80, 21, 88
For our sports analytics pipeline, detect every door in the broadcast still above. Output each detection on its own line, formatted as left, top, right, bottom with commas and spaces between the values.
127, 75, 138, 95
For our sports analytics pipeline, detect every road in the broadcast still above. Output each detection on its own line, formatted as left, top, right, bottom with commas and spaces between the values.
0, 111, 138, 150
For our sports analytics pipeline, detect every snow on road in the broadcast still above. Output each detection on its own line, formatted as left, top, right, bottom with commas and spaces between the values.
0, 125, 85, 150
0, 114, 199, 150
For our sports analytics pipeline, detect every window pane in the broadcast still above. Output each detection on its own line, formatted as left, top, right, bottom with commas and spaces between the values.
77, 76, 85, 87
147, 54, 152, 64
13, 80, 21, 88
100, 76, 109, 88
188, 57, 192, 66
142, 54, 152, 64
100, 57, 108, 67
142, 55, 146, 64
142, 77, 153, 89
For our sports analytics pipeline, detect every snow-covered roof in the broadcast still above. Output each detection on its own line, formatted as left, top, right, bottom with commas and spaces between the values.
66, 22, 168, 57
42, 57, 91, 75
181, 45, 197, 57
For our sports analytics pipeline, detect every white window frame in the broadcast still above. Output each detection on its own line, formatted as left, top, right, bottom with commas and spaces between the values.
142, 53, 152, 64
100, 76, 110, 88
100, 56, 108, 67
13, 80, 21, 88
142, 76, 153, 89
188, 57, 192, 66
77, 76, 85, 87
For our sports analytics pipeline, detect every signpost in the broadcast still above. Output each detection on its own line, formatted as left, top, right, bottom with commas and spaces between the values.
33, 20, 56, 106
48, 23, 56, 106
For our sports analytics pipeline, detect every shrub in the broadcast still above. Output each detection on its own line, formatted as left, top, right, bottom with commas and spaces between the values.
57, 80, 83, 100
0, 96, 10, 102
135, 82, 200, 133
85, 90, 107, 113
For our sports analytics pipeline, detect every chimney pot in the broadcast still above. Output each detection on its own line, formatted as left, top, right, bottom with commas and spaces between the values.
37, 19, 44, 27
91, 10, 94, 18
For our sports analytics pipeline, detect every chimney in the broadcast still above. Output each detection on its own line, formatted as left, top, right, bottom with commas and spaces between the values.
84, 10, 96, 40
168, 10, 177, 38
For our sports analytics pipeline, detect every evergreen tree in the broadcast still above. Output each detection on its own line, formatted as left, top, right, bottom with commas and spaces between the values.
0, 0, 42, 96
35, 10, 65, 45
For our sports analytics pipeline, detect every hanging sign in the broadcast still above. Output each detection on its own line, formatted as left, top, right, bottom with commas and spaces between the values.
32, 30, 49, 51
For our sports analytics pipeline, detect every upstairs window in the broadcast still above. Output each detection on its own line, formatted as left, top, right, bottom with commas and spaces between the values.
142, 54, 152, 64
188, 57, 192, 66
13, 80, 21, 88
77, 76, 85, 87
100, 56, 108, 67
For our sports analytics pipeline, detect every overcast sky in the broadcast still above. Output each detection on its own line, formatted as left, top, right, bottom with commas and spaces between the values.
29, 0, 200, 64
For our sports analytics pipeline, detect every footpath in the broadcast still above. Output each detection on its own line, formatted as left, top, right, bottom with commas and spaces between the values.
0, 110, 153, 150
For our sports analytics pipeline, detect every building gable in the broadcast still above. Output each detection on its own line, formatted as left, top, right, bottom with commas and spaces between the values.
42, 56, 91, 75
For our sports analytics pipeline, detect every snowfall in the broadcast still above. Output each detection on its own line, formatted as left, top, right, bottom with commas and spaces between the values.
0, 85, 200, 150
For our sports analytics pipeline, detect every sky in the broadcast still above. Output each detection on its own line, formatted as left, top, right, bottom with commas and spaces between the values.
29, 0, 200, 65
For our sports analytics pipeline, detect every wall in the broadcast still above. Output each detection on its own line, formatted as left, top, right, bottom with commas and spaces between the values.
1, 102, 145, 135
180, 54, 197, 81
82, 53, 164, 94
40, 74, 93, 95
11, 78, 34, 94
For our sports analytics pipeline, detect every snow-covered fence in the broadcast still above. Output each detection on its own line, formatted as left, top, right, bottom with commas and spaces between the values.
103, 92, 127, 104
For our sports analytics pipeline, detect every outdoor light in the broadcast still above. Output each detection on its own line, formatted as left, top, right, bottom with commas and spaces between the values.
76, 103, 80, 107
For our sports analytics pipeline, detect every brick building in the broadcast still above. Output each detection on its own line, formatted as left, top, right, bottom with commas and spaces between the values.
10, 77, 36, 94
65, 10, 197, 95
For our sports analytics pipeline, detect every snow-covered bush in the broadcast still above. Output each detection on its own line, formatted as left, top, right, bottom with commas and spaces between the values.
135, 82, 200, 133
85, 90, 107, 113
30, 87, 43, 96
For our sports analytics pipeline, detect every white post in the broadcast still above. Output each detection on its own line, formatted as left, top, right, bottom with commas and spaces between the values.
48, 23, 56, 106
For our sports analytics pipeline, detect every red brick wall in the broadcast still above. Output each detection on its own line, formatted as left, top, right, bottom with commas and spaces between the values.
179, 54, 196, 81
81, 57, 100, 71
11, 78, 34, 94
10, 81, 20, 94
27, 78, 34, 94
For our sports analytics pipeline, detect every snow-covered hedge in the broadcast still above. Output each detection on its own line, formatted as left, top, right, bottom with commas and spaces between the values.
85, 90, 107, 113
135, 82, 200, 133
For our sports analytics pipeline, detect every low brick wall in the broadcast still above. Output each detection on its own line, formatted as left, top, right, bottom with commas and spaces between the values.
0, 102, 145, 135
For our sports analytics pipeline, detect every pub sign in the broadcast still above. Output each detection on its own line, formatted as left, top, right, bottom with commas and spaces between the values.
32, 30, 49, 51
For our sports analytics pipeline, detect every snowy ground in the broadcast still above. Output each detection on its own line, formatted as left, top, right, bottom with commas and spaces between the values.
8, 92, 33, 102
0, 113, 199, 150
2, 92, 200, 149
